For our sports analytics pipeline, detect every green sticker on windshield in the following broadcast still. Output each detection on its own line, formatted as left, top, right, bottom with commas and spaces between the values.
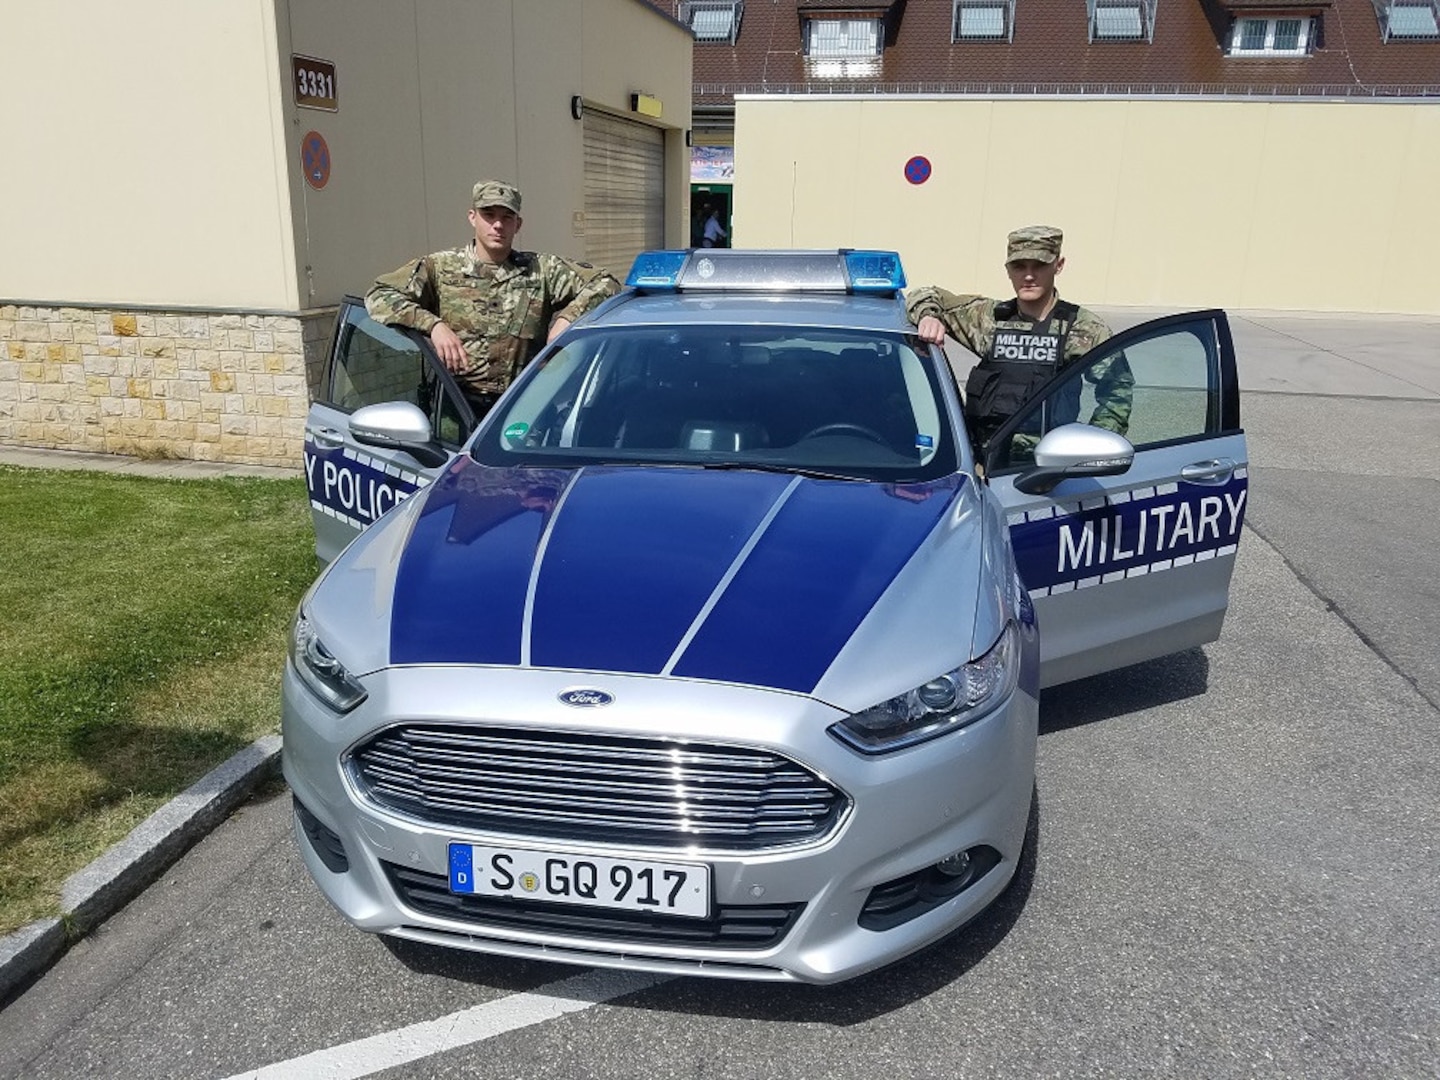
503, 422, 529, 441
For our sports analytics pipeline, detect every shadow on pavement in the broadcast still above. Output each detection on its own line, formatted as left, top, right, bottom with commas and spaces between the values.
1038, 647, 1210, 735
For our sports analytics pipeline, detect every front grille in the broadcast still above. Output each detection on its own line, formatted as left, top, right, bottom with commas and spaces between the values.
348, 724, 846, 852
384, 862, 803, 949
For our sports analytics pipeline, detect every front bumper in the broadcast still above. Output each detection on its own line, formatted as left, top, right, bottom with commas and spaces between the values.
282, 662, 1037, 984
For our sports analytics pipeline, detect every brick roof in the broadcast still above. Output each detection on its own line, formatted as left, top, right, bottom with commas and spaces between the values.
646, 0, 1440, 101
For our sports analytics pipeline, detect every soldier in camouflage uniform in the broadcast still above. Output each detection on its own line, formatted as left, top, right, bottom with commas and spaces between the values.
366, 180, 621, 415
906, 225, 1132, 459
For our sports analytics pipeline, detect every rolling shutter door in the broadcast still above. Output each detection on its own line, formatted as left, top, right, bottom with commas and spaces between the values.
583, 111, 665, 275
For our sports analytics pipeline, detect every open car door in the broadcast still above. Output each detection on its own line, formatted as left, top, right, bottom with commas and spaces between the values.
985, 310, 1248, 687
304, 297, 476, 564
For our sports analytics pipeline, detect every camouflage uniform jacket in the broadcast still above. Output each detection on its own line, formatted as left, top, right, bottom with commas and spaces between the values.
904, 286, 1133, 436
365, 242, 621, 396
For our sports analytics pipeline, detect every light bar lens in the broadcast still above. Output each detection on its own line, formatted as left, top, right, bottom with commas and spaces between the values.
626, 251, 688, 288
845, 251, 907, 292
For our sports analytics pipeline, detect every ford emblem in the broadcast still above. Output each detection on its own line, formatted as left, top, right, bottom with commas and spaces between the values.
559, 689, 614, 707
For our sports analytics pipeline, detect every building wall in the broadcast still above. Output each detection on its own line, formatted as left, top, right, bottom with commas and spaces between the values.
0, 304, 329, 464
0, 0, 297, 312
281, 0, 692, 308
0, 0, 690, 466
735, 96, 1440, 316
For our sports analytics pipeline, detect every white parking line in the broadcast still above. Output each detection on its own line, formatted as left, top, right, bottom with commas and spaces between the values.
224, 968, 669, 1080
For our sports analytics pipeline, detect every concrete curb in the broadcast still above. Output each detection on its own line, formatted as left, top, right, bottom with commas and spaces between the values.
0, 733, 282, 1004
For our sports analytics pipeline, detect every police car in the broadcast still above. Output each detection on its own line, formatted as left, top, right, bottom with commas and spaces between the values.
286, 250, 1247, 983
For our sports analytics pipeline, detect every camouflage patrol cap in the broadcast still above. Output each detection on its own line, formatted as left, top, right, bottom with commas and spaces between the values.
472, 180, 522, 214
1006, 225, 1063, 265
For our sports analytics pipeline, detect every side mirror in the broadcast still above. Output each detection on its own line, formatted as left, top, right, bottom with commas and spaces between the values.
349, 402, 449, 468
1013, 423, 1134, 495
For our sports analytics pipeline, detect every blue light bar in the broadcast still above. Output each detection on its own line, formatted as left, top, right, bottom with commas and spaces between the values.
624, 249, 908, 295
844, 250, 907, 293
626, 251, 688, 289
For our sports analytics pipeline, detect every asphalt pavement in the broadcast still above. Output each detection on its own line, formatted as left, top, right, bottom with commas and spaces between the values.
0, 307, 1436, 1078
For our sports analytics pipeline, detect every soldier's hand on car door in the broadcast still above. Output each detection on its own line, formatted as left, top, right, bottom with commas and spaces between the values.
430, 322, 467, 370
915, 315, 948, 346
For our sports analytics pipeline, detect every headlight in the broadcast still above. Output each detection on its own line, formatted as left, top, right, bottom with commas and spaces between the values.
830, 622, 1019, 754
288, 608, 368, 713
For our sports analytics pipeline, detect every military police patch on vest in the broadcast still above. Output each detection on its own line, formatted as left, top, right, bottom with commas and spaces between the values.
991, 329, 1061, 364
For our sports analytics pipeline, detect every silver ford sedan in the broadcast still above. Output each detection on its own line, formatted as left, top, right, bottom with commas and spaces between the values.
285, 250, 1248, 983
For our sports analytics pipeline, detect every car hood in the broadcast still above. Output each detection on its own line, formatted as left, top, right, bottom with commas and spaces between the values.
313, 457, 984, 698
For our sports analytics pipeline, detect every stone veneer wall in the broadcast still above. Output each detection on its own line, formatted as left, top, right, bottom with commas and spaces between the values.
0, 303, 336, 468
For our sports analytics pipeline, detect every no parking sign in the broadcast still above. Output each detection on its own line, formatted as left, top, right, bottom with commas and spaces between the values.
904, 155, 932, 185
302, 131, 331, 190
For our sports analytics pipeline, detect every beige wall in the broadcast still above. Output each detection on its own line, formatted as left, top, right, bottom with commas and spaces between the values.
283, 0, 692, 308
734, 96, 1440, 316
1, 0, 689, 314
0, 0, 297, 311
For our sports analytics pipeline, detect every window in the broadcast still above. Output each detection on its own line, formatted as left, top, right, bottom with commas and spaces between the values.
953, 0, 1014, 41
1087, 0, 1157, 42
330, 316, 425, 412
1227, 16, 1314, 56
681, 1, 743, 44
1374, 0, 1440, 39
477, 326, 957, 482
989, 319, 1219, 473
805, 17, 882, 57
327, 307, 471, 446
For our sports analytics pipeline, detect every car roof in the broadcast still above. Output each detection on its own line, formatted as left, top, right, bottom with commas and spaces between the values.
585, 290, 917, 335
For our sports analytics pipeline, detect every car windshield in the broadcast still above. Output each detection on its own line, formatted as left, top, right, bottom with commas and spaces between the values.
469, 324, 957, 481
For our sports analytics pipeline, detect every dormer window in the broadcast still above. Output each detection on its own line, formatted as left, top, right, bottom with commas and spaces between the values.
805, 16, 882, 57
953, 0, 1015, 41
1227, 15, 1315, 55
1087, 0, 1158, 41
1372, 0, 1440, 39
682, 1, 743, 44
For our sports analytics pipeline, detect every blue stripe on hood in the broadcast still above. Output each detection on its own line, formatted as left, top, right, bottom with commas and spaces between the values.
390, 463, 570, 666
389, 458, 960, 693
529, 467, 793, 673
672, 477, 960, 691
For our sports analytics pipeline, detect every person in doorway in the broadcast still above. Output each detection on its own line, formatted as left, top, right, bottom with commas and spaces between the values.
702, 206, 728, 248
365, 179, 621, 416
905, 225, 1131, 457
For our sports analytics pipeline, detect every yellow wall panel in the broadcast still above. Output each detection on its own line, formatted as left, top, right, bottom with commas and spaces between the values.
736, 96, 1440, 316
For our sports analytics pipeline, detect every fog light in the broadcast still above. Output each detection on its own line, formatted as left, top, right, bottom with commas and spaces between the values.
936, 850, 972, 878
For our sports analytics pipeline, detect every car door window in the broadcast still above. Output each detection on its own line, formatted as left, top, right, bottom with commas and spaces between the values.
325, 306, 471, 448
329, 317, 425, 411
989, 318, 1221, 473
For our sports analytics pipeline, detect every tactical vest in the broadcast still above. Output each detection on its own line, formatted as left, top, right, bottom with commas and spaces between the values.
963, 298, 1079, 447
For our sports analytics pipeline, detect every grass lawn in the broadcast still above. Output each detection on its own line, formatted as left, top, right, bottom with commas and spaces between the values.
0, 465, 316, 934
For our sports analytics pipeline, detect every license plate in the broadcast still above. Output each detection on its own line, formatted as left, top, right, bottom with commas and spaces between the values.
448, 843, 711, 919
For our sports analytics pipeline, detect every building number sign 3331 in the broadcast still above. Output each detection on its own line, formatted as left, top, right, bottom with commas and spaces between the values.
292, 55, 337, 111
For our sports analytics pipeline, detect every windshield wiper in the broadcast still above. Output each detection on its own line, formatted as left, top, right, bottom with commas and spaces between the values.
696, 461, 867, 482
